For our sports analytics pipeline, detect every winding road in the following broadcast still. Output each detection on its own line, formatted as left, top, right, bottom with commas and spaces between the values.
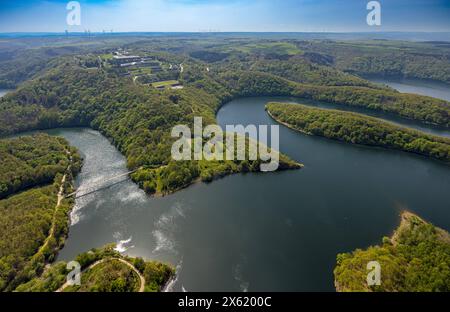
32, 152, 72, 261
56, 258, 146, 292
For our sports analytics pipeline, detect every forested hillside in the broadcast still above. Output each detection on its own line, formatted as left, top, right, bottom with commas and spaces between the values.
0, 136, 174, 292
334, 212, 450, 292
266, 103, 450, 163
0, 134, 81, 199
0, 184, 60, 291
298, 40, 450, 84
0, 135, 81, 291
0, 60, 301, 196
0, 35, 449, 294
217, 70, 450, 127
16, 245, 175, 292
1, 37, 449, 197
0, 36, 140, 88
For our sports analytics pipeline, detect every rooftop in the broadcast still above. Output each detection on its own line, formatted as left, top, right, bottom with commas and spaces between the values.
113, 55, 141, 60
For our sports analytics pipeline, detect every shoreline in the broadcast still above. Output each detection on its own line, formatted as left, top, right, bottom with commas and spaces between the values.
334, 210, 450, 292
266, 105, 450, 165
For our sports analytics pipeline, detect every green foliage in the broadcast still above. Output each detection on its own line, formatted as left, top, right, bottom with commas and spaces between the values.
141, 261, 175, 292
0, 135, 80, 291
1, 37, 449, 199
334, 212, 450, 292
190, 51, 230, 62
65, 259, 140, 292
294, 40, 450, 84
291, 84, 450, 127
18, 245, 175, 292
266, 103, 450, 163
0, 37, 130, 89
216, 69, 450, 127
14, 262, 68, 292
247, 58, 381, 88
0, 184, 57, 291
130, 134, 301, 196
1, 35, 449, 294
0, 61, 302, 196
333, 42, 450, 84
0, 134, 81, 199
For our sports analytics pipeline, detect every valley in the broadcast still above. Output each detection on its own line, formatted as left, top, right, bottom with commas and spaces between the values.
0, 34, 449, 292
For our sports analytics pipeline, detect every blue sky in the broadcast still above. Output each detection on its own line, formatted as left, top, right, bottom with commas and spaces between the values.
0, 0, 449, 32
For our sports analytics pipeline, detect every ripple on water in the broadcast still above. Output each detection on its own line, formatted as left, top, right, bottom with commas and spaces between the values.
152, 202, 187, 254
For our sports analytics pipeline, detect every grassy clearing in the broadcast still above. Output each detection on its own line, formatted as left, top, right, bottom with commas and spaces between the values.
100, 53, 113, 60
228, 42, 302, 55
151, 80, 179, 88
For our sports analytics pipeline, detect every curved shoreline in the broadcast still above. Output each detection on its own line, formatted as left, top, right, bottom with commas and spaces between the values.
56, 257, 146, 292
334, 210, 450, 292
266, 104, 450, 165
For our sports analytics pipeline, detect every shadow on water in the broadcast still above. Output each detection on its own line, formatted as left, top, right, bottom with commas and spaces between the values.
71, 178, 131, 199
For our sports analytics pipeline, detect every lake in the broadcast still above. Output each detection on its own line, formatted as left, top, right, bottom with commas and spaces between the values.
0, 90, 12, 98
369, 77, 450, 102
41, 79, 450, 292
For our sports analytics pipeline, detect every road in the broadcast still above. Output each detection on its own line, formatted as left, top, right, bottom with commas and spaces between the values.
32, 152, 72, 260
56, 258, 146, 292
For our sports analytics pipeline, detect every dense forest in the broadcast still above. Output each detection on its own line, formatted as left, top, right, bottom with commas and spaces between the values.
334, 212, 450, 292
67, 259, 141, 292
248, 58, 381, 88
0, 38, 450, 193
0, 134, 81, 291
0, 134, 81, 199
266, 103, 450, 163
0, 36, 145, 88
0, 135, 174, 292
0, 36, 449, 195
0, 34, 449, 293
0, 184, 58, 291
217, 71, 450, 127
297, 40, 450, 84
16, 245, 174, 292
0, 59, 302, 196
0, 45, 92, 89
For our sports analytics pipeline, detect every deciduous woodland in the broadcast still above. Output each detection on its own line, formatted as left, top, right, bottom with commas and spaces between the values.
1, 38, 449, 196
0, 35, 449, 292
334, 212, 450, 292
0, 134, 81, 199
266, 103, 450, 163
0, 134, 81, 291
16, 245, 174, 292
0, 135, 175, 292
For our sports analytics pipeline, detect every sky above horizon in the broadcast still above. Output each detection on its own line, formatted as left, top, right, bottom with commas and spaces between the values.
0, 0, 450, 33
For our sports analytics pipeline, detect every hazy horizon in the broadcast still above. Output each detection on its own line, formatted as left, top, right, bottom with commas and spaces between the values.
2, 31, 450, 42
0, 0, 449, 33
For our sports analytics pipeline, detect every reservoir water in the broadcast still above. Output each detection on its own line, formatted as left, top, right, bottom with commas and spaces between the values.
39, 79, 450, 291
369, 77, 450, 102
0, 90, 12, 97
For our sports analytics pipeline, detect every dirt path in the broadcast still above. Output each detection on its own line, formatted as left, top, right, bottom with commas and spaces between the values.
32, 156, 71, 260
56, 258, 145, 292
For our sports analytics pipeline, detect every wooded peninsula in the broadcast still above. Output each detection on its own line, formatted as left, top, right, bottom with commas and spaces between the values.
334, 212, 450, 292
266, 103, 450, 163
